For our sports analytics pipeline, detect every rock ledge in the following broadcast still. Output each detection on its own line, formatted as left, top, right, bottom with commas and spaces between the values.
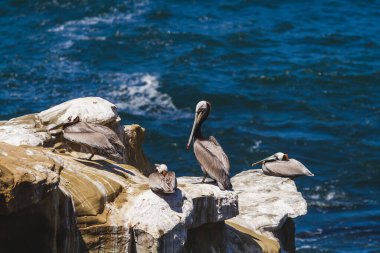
0, 97, 308, 253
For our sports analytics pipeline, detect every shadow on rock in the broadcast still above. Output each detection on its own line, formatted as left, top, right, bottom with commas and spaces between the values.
152, 188, 185, 213
76, 159, 136, 177
184, 221, 278, 253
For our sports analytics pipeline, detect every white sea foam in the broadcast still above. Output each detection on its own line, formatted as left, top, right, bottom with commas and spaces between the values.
48, 1, 149, 53
49, 12, 134, 34
325, 191, 336, 201
248, 140, 262, 152
103, 73, 188, 118
45, 1, 188, 119
48, 2, 148, 35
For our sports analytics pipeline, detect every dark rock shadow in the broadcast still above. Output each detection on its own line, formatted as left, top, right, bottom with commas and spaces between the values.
152, 188, 185, 213
0, 189, 88, 253
184, 222, 267, 253
75, 159, 136, 178
274, 217, 296, 253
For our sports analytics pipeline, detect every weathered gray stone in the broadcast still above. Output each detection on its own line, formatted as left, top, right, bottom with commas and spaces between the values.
0, 114, 50, 146
0, 97, 155, 175
0, 97, 120, 147
229, 170, 307, 234
0, 142, 239, 253
38, 97, 120, 130
177, 177, 239, 228
123, 189, 193, 252
227, 170, 307, 252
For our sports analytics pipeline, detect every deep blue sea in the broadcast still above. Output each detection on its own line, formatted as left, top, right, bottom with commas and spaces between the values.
1, 0, 380, 251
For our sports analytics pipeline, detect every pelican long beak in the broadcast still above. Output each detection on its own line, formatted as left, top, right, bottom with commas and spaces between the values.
251, 155, 276, 166
187, 113, 199, 149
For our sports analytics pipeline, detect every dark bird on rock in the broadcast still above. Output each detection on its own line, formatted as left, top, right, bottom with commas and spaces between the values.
186, 101, 232, 191
251, 152, 314, 177
149, 164, 177, 194
61, 116, 125, 162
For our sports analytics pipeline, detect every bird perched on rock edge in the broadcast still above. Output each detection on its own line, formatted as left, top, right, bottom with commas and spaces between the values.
58, 116, 125, 162
251, 152, 314, 177
186, 101, 232, 191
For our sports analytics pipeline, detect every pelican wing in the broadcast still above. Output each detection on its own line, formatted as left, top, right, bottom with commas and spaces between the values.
263, 159, 314, 177
194, 139, 232, 190
149, 172, 176, 194
165, 171, 177, 193
64, 122, 95, 133
87, 123, 125, 151
149, 172, 164, 192
63, 132, 118, 155
207, 136, 230, 175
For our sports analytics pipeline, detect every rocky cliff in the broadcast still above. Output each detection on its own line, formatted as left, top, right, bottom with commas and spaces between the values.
0, 97, 307, 253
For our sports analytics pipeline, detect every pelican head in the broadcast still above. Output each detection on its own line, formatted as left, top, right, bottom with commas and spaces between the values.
251, 152, 289, 166
186, 101, 211, 149
155, 163, 168, 176
67, 115, 80, 124
274, 152, 289, 160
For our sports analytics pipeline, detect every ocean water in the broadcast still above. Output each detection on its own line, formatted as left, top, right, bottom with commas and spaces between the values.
1, 0, 380, 251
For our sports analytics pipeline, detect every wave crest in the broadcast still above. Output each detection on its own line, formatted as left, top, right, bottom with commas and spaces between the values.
103, 73, 183, 118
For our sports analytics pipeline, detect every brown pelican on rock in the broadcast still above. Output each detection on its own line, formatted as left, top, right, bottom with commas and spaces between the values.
60, 116, 125, 162
251, 152, 314, 177
149, 164, 177, 194
187, 101, 232, 191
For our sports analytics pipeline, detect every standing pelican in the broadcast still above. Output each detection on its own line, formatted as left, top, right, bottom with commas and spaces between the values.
187, 101, 232, 190
61, 116, 125, 162
251, 152, 314, 177
149, 164, 177, 194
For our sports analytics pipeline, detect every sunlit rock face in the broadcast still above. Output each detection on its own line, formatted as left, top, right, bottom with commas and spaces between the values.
0, 143, 239, 253
182, 171, 307, 253
0, 97, 119, 147
0, 97, 155, 175
0, 114, 50, 146
228, 170, 308, 253
0, 98, 308, 253
38, 97, 120, 129
177, 177, 239, 228
0, 143, 60, 214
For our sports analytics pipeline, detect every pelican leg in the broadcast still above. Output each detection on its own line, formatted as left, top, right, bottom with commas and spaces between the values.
201, 174, 208, 183
88, 153, 95, 160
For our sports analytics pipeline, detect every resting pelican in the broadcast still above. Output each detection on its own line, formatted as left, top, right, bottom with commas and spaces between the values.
62, 116, 125, 161
187, 101, 232, 190
149, 164, 177, 194
251, 152, 314, 177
